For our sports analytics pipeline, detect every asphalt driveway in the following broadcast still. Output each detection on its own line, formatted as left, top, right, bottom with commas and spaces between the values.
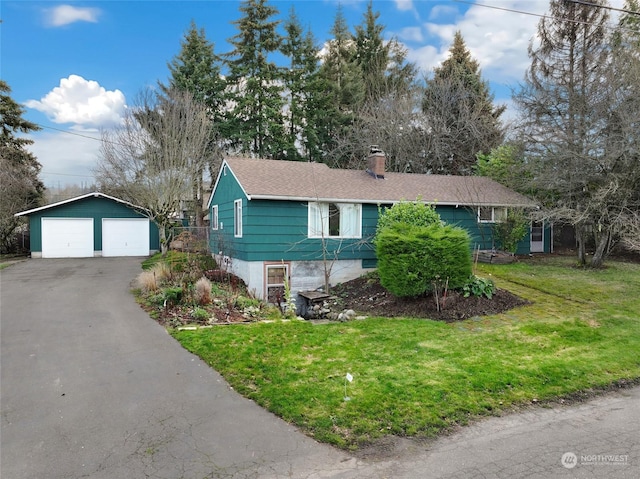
0, 258, 357, 478
1, 258, 639, 478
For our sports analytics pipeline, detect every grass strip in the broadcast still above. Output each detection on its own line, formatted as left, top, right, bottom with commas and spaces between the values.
172, 257, 640, 449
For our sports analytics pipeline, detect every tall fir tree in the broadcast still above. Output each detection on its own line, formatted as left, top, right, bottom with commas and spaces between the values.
353, 1, 387, 102
353, 1, 417, 102
160, 21, 225, 226
161, 21, 225, 117
223, 0, 285, 159
317, 6, 364, 165
281, 7, 327, 162
0, 80, 44, 252
612, 0, 640, 48
514, 0, 614, 266
422, 31, 504, 175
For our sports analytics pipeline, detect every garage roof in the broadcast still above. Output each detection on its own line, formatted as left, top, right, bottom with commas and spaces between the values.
15, 192, 146, 217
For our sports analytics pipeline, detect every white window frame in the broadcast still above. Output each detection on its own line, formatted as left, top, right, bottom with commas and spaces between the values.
264, 262, 290, 304
478, 206, 507, 223
308, 202, 361, 239
234, 199, 243, 237
211, 205, 219, 230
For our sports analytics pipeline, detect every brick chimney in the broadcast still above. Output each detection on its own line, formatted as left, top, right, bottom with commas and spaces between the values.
367, 145, 385, 179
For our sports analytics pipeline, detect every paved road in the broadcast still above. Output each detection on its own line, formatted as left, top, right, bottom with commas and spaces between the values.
1, 258, 638, 478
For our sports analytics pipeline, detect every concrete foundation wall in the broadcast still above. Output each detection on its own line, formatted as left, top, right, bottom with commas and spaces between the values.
220, 256, 375, 300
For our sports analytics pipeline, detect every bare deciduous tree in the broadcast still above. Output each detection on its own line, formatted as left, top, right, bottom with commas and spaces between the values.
327, 72, 504, 177
325, 89, 426, 172
515, 0, 607, 266
96, 88, 214, 254
515, 0, 640, 266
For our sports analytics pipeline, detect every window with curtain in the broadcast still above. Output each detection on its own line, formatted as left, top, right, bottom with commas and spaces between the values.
308, 202, 361, 238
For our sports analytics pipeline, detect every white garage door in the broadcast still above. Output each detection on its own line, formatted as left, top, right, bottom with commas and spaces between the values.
42, 218, 94, 258
102, 218, 150, 257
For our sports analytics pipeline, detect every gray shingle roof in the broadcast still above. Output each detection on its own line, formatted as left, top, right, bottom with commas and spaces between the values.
222, 157, 537, 208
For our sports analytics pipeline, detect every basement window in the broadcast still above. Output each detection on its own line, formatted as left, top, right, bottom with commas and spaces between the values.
265, 263, 289, 304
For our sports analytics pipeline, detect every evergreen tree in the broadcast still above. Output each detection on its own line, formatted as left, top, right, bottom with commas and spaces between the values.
322, 6, 363, 112
161, 21, 225, 121
514, 0, 616, 266
475, 143, 530, 193
353, 1, 387, 101
0, 80, 44, 252
422, 31, 504, 175
353, 1, 417, 101
317, 6, 364, 165
612, 0, 640, 48
281, 8, 326, 162
223, 0, 285, 158
160, 21, 225, 226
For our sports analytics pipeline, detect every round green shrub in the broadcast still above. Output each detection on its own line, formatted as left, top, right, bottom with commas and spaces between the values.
162, 286, 183, 305
376, 223, 472, 297
191, 307, 210, 321
376, 201, 443, 238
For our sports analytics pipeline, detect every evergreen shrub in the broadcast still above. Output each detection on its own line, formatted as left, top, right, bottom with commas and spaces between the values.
376, 200, 442, 235
376, 223, 472, 297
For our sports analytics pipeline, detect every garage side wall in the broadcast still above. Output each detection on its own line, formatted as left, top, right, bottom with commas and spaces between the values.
28, 197, 159, 255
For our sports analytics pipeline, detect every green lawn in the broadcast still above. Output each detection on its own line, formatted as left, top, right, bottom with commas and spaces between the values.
172, 256, 640, 449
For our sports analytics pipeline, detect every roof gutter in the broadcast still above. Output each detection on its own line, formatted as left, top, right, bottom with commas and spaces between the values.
247, 194, 537, 208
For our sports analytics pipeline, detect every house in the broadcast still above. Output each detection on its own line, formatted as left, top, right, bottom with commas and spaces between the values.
207, 151, 548, 300
15, 192, 160, 258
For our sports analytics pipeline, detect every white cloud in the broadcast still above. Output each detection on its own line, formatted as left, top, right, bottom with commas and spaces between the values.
45, 5, 101, 27
398, 26, 423, 43
26, 130, 101, 188
394, 0, 414, 12
428, 5, 459, 21
407, 1, 548, 85
411, 0, 625, 86
407, 44, 442, 75
25, 75, 126, 128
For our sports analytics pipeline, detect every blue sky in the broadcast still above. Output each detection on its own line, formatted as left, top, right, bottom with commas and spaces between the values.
1, 1, 623, 188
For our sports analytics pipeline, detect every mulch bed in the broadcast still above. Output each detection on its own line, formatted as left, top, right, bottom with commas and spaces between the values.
331, 275, 529, 321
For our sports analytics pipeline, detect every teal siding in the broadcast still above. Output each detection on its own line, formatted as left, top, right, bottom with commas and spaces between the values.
210, 197, 377, 262
209, 171, 378, 262
209, 173, 541, 262
438, 205, 537, 254
28, 196, 159, 253
438, 205, 500, 252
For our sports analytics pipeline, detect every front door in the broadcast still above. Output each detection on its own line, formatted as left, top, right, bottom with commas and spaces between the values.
530, 221, 544, 253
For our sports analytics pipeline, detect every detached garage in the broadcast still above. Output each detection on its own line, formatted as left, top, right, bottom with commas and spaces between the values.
15, 192, 160, 258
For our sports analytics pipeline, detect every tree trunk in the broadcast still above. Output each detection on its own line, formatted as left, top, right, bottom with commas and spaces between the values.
194, 173, 204, 228
159, 225, 169, 256
590, 229, 610, 268
576, 225, 587, 265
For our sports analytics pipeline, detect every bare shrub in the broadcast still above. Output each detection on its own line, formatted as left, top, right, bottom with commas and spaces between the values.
136, 270, 158, 292
194, 276, 212, 305
151, 262, 172, 283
